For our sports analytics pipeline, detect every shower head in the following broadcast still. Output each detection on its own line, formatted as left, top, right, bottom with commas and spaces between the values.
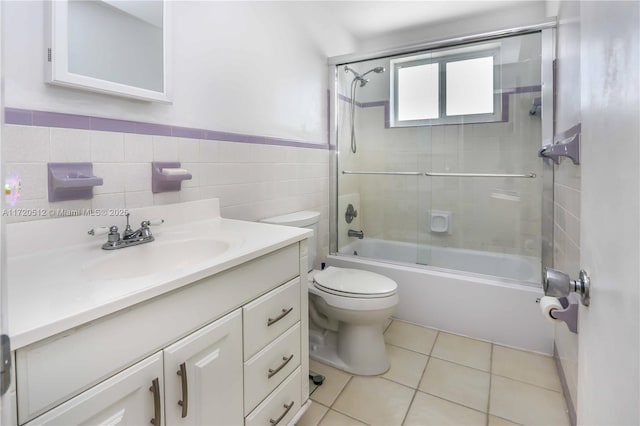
361, 67, 386, 78
344, 65, 386, 87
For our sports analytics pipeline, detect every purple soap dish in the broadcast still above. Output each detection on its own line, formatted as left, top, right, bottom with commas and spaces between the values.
48, 162, 103, 202
152, 162, 192, 193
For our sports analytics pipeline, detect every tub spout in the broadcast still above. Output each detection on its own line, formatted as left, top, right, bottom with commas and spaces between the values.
348, 229, 364, 239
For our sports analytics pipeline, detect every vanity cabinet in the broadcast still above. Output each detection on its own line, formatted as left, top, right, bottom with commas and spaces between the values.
25, 309, 244, 426
15, 241, 309, 425
22, 352, 164, 425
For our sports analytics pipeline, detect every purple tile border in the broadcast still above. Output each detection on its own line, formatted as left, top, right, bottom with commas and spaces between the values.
172, 126, 205, 139
554, 344, 577, 426
5, 108, 33, 125
33, 110, 92, 129
91, 117, 137, 134
4, 107, 329, 150
135, 122, 172, 137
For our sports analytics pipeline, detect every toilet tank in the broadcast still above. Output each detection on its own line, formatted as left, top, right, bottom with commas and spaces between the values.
260, 211, 320, 272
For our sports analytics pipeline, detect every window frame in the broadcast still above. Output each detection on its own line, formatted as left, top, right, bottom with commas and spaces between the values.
390, 47, 502, 127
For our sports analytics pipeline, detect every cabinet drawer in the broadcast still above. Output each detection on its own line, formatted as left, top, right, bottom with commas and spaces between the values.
244, 322, 301, 414
25, 352, 163, 426
243, 278, 301, 360
245, 367, 302, 426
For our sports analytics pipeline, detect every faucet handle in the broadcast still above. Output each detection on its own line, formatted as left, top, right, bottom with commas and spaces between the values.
144, 218, 164, 226
88, 226, 110, 236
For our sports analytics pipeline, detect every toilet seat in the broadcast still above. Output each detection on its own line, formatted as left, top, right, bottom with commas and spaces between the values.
313, 267, 397, 299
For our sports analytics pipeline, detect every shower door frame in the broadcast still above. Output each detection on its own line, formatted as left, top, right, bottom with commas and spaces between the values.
328, 20, 557, 280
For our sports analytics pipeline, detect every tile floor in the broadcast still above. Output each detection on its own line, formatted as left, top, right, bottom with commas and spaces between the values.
297, 319, 570, 426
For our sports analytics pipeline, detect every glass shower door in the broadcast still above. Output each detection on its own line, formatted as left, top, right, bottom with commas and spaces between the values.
417, 32, 544, 284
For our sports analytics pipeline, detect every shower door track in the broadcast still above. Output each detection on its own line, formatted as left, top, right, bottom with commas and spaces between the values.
342, 170, 536, 178
328, 19, 556, 65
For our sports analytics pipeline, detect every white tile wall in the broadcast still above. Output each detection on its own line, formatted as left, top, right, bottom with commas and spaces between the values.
2, 124, 331, 264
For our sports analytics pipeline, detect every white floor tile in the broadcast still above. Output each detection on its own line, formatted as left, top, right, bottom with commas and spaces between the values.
384, 320, 438, 355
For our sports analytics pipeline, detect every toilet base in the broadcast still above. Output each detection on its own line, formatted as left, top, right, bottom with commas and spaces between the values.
309, 323, 390, 376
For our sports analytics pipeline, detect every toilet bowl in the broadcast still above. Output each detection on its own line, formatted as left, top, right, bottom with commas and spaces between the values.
260, 211, 399, 375
308, 267, 398, 375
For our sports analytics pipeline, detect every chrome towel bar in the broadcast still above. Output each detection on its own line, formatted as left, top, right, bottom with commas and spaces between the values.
342, 170, 536, 178
424, 172, 536, 178
341, 171, 423, 176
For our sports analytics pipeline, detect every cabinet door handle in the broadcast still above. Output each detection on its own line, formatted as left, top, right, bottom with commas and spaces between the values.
149, 377, 161, 426
267, 307, 293, 326
268, 354, 294, 379
177, 362, 189, 418
269, 401, 294, 425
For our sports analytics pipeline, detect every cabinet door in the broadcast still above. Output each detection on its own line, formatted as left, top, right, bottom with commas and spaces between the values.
163, 309, 243, 425
25, 352, 163, 426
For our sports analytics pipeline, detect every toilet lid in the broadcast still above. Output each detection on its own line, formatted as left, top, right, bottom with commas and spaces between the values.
313, 267, 397, 297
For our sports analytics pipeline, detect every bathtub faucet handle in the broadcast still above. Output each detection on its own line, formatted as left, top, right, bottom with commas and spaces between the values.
345, 204, 358, 224
348, 229, 364, 239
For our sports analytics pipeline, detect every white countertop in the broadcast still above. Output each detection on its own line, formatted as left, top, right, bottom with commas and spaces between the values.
8, 199, 311, 350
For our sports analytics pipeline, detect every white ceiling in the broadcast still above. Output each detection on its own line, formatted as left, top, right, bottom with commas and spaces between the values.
315, 1, 543, 40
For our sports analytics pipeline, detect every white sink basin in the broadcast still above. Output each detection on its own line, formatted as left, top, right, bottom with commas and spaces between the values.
84, 239, 230, 280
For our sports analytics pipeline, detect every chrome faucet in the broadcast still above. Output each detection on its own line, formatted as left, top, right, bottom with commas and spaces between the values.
348, 229, 364, 239
89, 213, 164, 250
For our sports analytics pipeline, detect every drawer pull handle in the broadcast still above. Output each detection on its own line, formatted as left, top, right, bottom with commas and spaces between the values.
177, 362, 189, 418
268, 354, 294, 379
149, 377, 161, 426
269, 401, 294, 425
267, 307, 293, 326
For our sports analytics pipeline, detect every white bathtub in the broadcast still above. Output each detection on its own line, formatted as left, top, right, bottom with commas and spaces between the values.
328, 238, 553, 354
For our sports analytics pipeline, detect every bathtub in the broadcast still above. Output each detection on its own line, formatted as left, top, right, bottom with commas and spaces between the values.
327, 238, 554, 354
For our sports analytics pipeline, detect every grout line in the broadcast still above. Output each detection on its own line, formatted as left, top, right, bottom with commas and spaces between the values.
385, 342, 432, 357
379, 375, 418, 391
418, 390, 489, 417
400, 389, 418, 426
487, 343, 494, 422
429, 330, 440, 356
328, 408, 372, 425
490, 372, 564, 393
427, 354, 491, 373
329, 375, 353, 409
311, 402, 330, 426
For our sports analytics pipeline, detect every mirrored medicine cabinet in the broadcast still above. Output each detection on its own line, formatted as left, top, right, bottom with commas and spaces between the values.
46, 0, 172, 102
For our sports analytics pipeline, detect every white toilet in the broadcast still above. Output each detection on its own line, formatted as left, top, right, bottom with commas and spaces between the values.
261, 211, 398, 375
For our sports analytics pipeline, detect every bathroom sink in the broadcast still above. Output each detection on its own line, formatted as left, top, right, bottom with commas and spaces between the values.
84, 239, 230, 280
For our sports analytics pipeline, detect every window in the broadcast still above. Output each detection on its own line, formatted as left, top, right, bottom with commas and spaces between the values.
391, 47, 501, 126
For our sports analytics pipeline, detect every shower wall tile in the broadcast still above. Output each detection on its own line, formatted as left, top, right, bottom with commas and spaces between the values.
3, 123, 330, 266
